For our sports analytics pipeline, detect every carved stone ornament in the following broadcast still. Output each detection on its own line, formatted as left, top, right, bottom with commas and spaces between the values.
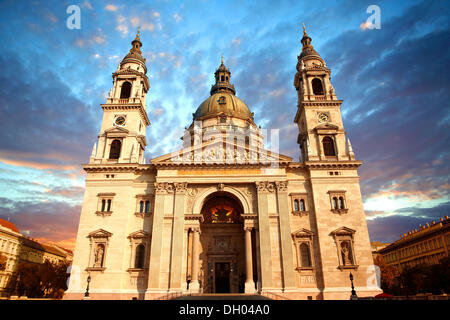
174, 182, 188, 194
217, 183, 225, 191
154, 182, 174, 194
187, 187, 198, 197
275, 181, 288, 192
256, 181, 276, 193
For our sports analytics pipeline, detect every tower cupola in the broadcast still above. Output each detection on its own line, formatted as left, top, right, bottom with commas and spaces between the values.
210, 56, 236, 95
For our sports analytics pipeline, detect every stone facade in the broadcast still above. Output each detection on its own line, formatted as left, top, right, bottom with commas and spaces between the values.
64, 27, 382, 300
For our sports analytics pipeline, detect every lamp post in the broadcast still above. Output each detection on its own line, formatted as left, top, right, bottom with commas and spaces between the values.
349, 272, 358, 300
84, 274, 91, 298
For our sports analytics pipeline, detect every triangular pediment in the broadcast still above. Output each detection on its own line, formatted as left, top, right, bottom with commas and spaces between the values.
104, 126, 130, 134
314, 123, 339, 131
291, 228, 314, 238
128, 230, 150, 238
88, 229, 113, 238
151, 139, 292, 166
330, 226, 356, 236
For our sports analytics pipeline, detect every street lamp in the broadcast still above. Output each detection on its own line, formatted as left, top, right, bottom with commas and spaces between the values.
84, 274, 91, 298
349, 272, 358, 300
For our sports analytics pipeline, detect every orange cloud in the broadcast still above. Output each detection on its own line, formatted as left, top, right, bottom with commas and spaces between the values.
0, 158, 77, 171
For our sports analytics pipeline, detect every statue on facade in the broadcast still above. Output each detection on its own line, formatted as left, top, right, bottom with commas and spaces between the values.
340, 241, 352, 265
94, 245, 104, 267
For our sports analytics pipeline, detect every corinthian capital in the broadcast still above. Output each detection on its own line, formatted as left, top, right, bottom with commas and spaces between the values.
275, 181, 288, 192
255, 181, 276, 193
154, 182, 174, 194
174, 182, 188, 194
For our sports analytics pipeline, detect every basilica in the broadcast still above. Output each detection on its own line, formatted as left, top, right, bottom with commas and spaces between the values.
65, 26, 381, 300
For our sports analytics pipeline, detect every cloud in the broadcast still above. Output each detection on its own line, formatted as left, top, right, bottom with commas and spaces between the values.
367, 202, 450, 242
0, 198, 81, 250
105, 4, 118, 12
173, 13, 183, 23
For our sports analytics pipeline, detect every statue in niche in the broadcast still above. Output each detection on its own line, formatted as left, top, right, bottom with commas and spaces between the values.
94, 244, 105, 267
340, 241, 352, 265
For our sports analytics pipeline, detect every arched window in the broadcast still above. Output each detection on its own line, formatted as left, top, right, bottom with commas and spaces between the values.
294, 199, 299, 211
312, 78, 324, 95
135, 244, 145, 269
333, 197, 338, 209
107, 199, 112, 212
109, 140, 121, 159
300, 199, 306, 211
322, 137, 336, 156
145, 201, 150, 213
139, 201, 144, 213
101, 199, 106, 212
339, 197, 345, 209
120, 81, 132, 99
300, 243, 312, 267
221, 75, 225, 82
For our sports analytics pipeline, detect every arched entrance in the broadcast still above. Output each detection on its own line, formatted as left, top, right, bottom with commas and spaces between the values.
198, 192, 246, 293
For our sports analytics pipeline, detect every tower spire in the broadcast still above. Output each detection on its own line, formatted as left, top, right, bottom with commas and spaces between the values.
129, 28, 143, 55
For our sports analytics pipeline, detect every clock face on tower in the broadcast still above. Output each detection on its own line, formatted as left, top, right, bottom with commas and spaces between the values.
114, 116, 126, 126
318, 113, 329, 123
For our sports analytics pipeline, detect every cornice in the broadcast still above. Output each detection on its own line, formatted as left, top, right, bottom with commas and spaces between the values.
83, 163, 154, 173
300, 100, 343, 107
304, 160, 362, 170
152, 162, 291, 169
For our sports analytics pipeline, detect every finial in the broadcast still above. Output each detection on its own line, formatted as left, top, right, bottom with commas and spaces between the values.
221, 55, 224, 65
302, 23, 307, 36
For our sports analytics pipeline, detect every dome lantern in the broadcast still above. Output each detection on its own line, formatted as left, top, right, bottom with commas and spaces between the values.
210, 56, 236, 95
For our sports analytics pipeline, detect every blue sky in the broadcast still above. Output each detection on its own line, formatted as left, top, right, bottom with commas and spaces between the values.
0, 0, 448, 248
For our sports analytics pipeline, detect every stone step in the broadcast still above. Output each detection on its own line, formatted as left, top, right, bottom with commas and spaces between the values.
174, 294, 271, 300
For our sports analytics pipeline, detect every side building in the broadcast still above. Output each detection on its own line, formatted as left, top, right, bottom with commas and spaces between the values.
0, 218, 73, 297
378, 216, 450, 271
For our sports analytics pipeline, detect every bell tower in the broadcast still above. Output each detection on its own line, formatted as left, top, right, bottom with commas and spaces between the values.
90, 29, 151, 164
293, 24, 355, 162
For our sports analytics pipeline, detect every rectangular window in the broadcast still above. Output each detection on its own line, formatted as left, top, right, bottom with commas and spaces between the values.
290, 193, 309, 216
96, 193, 115, 216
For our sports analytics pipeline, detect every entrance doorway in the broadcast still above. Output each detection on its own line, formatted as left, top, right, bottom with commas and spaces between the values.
214, 262, 230, 293
196, 192, 247, 293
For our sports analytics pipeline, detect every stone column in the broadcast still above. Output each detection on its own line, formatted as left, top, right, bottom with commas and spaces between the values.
146, 182, 171, 296
256, 181, 274, 291
275, 181, 298, 291
169, 182, 188, 292
190, 227, 201, 292
244, 226, 256, 293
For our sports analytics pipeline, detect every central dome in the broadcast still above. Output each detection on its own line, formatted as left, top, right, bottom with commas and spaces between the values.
192, 58, 254, 122
194, 92, 252, 120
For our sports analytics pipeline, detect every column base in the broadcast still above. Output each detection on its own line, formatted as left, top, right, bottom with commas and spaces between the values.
188, 280, 200, 293
245, 281, 256, 293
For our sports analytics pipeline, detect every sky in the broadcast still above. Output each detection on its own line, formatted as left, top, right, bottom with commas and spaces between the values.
0, 0, 448, 250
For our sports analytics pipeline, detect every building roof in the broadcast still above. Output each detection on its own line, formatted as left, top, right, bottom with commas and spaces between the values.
0, 218, 20, 233
379, 216, 450, 253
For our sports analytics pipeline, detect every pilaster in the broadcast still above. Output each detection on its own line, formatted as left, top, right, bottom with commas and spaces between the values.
255, 181, 274, 290
169, 182, 188, 291
275, 181, 298, 291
